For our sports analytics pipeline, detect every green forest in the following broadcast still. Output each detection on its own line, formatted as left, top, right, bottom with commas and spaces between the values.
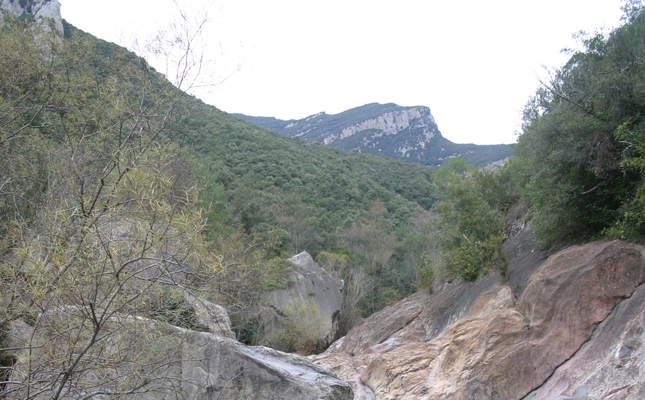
1, 0, 645, 397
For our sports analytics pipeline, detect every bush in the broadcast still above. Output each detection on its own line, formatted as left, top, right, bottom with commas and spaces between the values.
272, 298, 327, 355
433, 160, 508, 281
416, 254, 436, 293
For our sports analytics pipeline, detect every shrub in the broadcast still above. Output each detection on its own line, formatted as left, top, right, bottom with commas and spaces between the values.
272, 298, 327, 355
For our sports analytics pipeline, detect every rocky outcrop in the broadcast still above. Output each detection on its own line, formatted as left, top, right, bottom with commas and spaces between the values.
326, 107, 436, 148
312, 240, 645, 399
179, 331, 353, 400
0, 0, 63, 37
526, 268, 645, 399
260, 251, 343, 349
235, 103, 514, 167
183, 292, 236, 339
6, 308, 353, 399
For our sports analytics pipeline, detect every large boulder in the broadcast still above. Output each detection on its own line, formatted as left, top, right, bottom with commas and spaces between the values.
261, 251, 343, 350
183, 292, 235, 339
181, 331, 352, 400
5, 309, 353, 399
313, 240, 645, 399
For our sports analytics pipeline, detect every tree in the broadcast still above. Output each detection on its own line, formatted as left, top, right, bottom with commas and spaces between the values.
511, 1, 645, 245
432, 159, 507, 281
340, 201, 398, 315
271, 192, 320, 255
0, 7, 218, 398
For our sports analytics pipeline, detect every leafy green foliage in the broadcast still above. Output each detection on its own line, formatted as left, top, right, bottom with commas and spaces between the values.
433, 160, 507, 281
173, 102, 437, 245
415, 253, 436, 293
511, 2, 645, 246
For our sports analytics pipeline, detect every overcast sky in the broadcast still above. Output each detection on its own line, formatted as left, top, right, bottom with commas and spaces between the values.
59, 0, 625, 144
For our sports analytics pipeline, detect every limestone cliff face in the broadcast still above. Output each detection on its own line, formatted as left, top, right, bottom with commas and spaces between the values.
321, 107, 436, 152
0, 0, 63, 37
312, 236, 645, 399
235, 103, 514, 167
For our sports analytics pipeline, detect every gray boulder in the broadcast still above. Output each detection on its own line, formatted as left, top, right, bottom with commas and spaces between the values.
261, 251, 343, 349
183, 292, 235, 339
5, 312, 353, 399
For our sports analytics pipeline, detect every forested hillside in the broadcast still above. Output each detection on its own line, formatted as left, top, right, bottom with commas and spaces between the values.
509, 0, 645, 246
3, 0, 645, 397
0, 10, 443, 374
427, 0, 645, 284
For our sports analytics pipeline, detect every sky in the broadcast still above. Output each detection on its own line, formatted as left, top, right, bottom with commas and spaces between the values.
58, 0, 625, 145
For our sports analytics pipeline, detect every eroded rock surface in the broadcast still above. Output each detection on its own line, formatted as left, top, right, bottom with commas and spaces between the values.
312, 240, 645, 399
526, 276, 645, 399
0, 0, 63, 36
262, 251, 343, 348
6, 309, 352, 399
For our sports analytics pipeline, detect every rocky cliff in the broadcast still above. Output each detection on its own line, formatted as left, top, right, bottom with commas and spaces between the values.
311, 231, 645, 399
235, 103, 513, 166
0, 0, 63, 36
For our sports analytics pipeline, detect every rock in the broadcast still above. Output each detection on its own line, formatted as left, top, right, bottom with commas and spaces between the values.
261, 251, 343, 350
313, 240, 645, 399
339, 293, 424, 355
526, 273, 645, 399
6, 313, 353, 399
183, 292, 235, 339
234, 103, 514, 166
0, 0, 63, 37
180, 331, 353, 400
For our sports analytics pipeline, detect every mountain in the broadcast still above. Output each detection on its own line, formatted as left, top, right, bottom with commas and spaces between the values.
235, 103, 514, 167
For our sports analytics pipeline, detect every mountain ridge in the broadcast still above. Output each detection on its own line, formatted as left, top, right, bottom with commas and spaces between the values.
235, 103, 514, 166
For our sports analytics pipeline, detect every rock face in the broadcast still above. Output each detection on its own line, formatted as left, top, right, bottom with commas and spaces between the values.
179, 331, 353, 400
0, 0, 63, 37
312, 239, 645, 399
235, 103, 513, 167
261, 251, 343, 349
183, 292, 236, 339
526, 269, 645, 399
7, 309, 353, 399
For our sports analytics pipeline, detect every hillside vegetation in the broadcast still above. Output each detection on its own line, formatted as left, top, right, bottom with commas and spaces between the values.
429, 0, 645, 283
510, 1, 645, 246
0, 12, 447, 369
2, 0, 645, 397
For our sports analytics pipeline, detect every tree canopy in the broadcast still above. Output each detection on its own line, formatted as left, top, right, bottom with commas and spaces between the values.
510, 1, 645, 246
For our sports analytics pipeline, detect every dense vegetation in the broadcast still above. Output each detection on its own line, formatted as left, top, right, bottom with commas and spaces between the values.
509, 0, 645, 246
399, 0, 645, 283
0, 13, 446, 378
2, 0, 645, 396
